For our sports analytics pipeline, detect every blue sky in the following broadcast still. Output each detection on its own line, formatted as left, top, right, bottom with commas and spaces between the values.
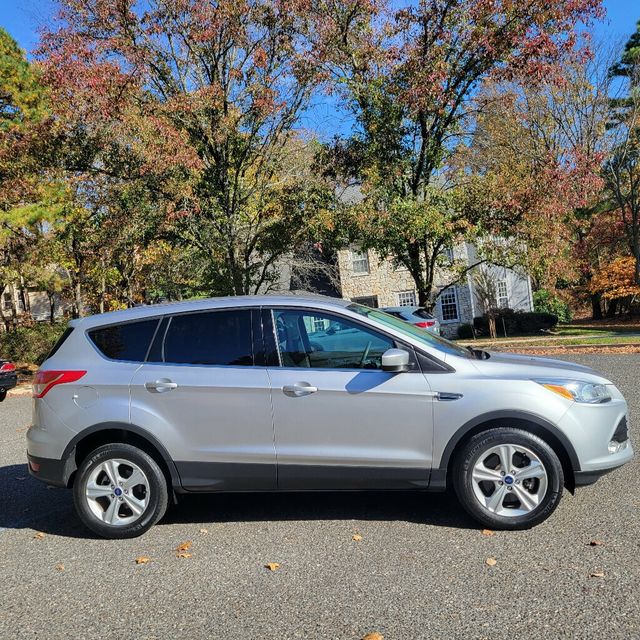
1, 0, 638, 138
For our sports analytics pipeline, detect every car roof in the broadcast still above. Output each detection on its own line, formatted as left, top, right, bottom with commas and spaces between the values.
72, 294, 353, 329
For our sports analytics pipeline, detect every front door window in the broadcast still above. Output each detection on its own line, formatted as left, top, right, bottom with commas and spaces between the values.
272, 309, 393, 370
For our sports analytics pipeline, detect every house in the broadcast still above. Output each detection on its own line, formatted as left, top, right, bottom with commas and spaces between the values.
337, 243, 534, 338
0, 284, 69, 327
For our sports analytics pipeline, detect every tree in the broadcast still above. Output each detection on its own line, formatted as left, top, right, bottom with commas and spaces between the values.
38, 0, 327, 298
458, 43, 616, 321
311, 0, 603, 305
604, 21, 640, 286
590, 256, 640, 313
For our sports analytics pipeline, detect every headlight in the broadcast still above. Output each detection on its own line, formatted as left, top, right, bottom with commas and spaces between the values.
535, 379, 612, 404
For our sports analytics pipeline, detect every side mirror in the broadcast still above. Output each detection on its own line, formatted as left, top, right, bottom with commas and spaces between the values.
381, 348, 410, 373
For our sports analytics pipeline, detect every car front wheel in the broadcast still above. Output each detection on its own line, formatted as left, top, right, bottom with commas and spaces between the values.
73, 443, 169, 539
453, 428, 564, 530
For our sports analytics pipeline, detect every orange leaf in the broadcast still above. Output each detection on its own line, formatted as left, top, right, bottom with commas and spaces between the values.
362, 633, 384, 640
176, 552, 193, 559
481, 529, 495, 537
590, 571, 605, 578
55, 563, 64, 572
135, 556, 151, 565
588, 540, 604, 547
265, 562, 280, 571
33, 532, 45, 540
352, 534, 363, 542
485, 557, 497, 567
176, 541, 192, 553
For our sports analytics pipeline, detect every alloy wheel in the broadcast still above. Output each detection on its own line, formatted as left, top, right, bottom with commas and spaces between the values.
85, 458, 150, 526
471, 443, 548, 517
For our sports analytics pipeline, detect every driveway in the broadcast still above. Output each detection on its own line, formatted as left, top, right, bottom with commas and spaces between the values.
0, 354, 638, 639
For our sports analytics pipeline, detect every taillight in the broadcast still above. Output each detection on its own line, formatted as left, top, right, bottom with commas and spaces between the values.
33, 370, 86, 398
0, 362, 16, 372
415, 321, 435, 328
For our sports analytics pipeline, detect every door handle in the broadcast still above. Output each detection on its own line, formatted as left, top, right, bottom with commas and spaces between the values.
282, 382, 318, 397
145, 379, 178, 393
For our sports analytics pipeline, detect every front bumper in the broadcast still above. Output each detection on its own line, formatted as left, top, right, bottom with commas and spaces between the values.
557, 389, 634, 482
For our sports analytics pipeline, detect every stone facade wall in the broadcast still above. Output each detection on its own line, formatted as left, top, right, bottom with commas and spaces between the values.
337, 248, 417, 308
338, 243, 533, 339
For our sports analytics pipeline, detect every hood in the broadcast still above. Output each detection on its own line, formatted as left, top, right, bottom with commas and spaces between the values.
470, 350, 612, 384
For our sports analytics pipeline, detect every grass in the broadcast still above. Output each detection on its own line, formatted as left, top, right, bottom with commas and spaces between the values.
457, 323, 640, 349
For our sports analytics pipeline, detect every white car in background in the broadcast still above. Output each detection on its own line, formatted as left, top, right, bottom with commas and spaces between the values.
382, 306, 441, 335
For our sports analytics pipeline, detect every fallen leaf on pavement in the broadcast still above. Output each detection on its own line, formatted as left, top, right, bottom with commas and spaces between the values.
588, 540, 604, 547
362, 633, 384, 640
55, 563, 64, 571
590, 571, 605, 578
481, 529, 495, 537
199, 528, 209, 535
135, 556, 151, 565
176, 541, 192, 553
176, 552, 192, 559
352, 534, 363, 541
265, 562, 280, 571
33, 532, 45, 540
485, 557, 497, 567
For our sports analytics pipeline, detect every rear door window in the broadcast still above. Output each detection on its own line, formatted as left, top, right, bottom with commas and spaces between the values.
161, 309, 253, 366
89, 319, 159, 362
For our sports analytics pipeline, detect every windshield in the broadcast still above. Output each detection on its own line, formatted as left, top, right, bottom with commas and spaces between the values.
347, 304, 472, 358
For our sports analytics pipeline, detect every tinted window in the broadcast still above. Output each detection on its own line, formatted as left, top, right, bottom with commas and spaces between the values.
89, 319, 159, 362
162, 310, 253, 366
273, 309, 393, 370
414, 309, 434, 320
348, 304, 471, 358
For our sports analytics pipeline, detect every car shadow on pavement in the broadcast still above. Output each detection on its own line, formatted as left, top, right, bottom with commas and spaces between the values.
0, 463, 92, 538
0, 463, 475, 538
164, 490, 474, 530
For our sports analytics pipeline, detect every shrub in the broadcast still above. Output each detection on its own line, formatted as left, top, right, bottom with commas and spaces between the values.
473, 311, 558, 337
0, 322, 68, 365
457, 323, 474, 339
533, 289, 573, 323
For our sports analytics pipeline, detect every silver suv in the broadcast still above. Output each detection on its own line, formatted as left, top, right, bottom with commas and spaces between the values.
27, 296, 633, 538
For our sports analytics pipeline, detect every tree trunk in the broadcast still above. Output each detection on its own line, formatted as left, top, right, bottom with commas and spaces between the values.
48, 293, 56, 324
606, 298, 618, 318
590, 293, 603, 320
488, 316, 497, 339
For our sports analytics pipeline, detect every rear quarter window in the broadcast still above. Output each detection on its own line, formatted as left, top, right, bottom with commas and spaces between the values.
88, 319, 159, 362
46, 327, 74, 360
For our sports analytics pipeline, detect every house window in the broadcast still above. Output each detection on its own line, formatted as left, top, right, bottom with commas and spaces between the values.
443, 246, 454, 262
352, 296, 379, 308
439, 288, 459, 322
2, 293, 11, 311
351, 249, 369, 274
496, 280, 509, 308
396, 290, 417, 307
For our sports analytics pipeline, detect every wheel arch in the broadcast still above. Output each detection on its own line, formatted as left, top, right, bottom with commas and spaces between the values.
433, 410, 580, 493
62, 422, 181, 492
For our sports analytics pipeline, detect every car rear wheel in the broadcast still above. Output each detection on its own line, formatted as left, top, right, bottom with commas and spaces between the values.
73, 443, 169, 539
453, 428, 564, 530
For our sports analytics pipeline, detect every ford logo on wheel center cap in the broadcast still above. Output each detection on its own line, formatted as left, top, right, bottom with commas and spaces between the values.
504, 475, 514, 485
114, 487, 122, 496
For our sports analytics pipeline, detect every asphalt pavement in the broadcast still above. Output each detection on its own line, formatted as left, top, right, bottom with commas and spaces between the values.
0, 354, 638, 639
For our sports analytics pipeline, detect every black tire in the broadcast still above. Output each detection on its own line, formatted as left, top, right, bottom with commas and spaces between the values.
453, 427, 564, 530
73, 443, 169, 539
0, 388, 6, 402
